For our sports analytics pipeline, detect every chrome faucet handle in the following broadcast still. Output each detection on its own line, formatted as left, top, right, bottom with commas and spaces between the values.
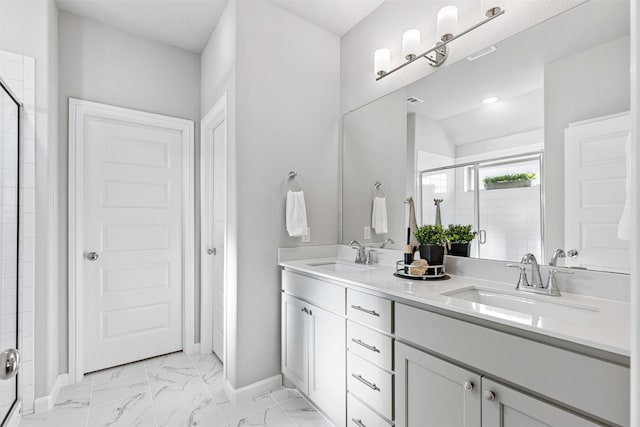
366, 249, 377, 264
546, 268, 573, 297
549, 249, 566, 267
506, 263, 530, 290
380, 238, 395, 249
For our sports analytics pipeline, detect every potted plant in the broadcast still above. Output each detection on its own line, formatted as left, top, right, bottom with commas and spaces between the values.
445, 224, 477, 257
483, 172, 536, 190
414, 224, 446, 266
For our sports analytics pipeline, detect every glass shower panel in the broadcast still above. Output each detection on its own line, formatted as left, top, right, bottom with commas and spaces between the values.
477, 155, 543, 263
0, 80, 20, 424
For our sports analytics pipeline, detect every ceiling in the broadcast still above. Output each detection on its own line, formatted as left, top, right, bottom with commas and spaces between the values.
56, 0, 229, 53
267, 0, 385, 36
405, 0, 629, 144
56, 0, 384, 54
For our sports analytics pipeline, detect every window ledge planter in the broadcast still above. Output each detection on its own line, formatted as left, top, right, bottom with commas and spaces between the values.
484, 179, 533, 190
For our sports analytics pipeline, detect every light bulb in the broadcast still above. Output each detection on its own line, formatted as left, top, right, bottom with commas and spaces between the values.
374, 48, 391, 77
402, 29, 421, 61
437, 6, 458, 42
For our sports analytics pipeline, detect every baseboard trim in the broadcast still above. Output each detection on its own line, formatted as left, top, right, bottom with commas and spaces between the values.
224, 374, 282, 403
34, 373, 69, 413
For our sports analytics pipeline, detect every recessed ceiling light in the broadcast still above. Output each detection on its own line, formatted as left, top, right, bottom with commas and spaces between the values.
482, 97, 499, 104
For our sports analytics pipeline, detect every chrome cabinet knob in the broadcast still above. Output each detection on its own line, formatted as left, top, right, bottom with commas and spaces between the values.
87, 252, 99, 261
484, 391, 496, 401
464, 381, 474, 392
0, 349, 20, 380
567, 249, 579, 257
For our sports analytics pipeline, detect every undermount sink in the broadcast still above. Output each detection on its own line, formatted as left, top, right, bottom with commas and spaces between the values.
443, 287, 599, 324
308, 261, 371, 273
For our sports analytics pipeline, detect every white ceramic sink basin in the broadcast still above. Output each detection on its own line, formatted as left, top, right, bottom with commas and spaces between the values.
308, 262, 371, 273
443, 287, 599, 324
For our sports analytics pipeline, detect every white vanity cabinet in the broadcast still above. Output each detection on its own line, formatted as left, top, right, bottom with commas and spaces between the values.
395, 303, 630, 427
281, 271, 346, 426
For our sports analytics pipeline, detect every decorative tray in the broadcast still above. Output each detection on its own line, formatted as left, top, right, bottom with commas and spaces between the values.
393, 260, 449, 281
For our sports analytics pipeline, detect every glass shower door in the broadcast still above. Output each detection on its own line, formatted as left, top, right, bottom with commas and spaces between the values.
0, 79, 21, 424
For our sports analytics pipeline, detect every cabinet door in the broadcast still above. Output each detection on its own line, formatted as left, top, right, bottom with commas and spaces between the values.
482, 378, 602, 426
282, 293, 309, 394
309, 304, 346, 427
395, 342, 481, 427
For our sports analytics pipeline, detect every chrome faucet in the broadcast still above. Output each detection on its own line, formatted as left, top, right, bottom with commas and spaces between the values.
549, 249, 566, 267
380, 238, 395, 249
520, 253, 543, 288
507, 253, 572, 297
349, 240, 367, 264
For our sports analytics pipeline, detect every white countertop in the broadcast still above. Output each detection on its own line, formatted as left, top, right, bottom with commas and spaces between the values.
279, 257, 630, 357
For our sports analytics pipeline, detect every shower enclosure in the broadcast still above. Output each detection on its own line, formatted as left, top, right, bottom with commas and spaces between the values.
0, 78, 21, 424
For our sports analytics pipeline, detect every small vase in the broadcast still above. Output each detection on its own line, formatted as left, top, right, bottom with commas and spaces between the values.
449, 243, 471, 257
418, 245, 445, 266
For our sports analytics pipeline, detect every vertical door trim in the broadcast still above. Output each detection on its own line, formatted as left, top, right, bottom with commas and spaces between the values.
68, 98, 195, 384
199, 92, 228, 369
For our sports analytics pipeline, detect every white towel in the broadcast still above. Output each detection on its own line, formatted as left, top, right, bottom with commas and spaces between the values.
618, 134, 632, 241
372, 197, 388, 234
286, 191, 308, 237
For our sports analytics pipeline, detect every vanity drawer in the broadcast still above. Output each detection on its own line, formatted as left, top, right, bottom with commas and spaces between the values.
347, 352, 393, 420
347, 289, 392, 333
282, 270, 345, 315
347, 321, 393, 371
348, 394, 392, 427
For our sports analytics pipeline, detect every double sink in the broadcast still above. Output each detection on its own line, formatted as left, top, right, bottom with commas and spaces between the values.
305, 261, 599, 323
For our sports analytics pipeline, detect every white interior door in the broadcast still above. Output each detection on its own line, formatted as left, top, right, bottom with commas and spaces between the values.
564, 112, 630, 273
201, 100, 227, 361
72, 100, 194, 374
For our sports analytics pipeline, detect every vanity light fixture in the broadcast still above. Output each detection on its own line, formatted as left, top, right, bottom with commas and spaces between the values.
482, 97, 499, 104
402, 29, 421, 60
374, 1, 506, 80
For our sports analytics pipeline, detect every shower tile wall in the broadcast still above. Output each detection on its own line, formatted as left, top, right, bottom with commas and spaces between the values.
0, 49, 36, 415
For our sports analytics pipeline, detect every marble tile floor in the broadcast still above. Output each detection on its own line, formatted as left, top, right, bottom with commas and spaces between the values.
20, 352, 333, 427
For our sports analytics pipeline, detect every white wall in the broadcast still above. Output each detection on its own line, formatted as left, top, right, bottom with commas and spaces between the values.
343, 89, 407, 247
58, 10, 201, 372
341, 0, 587, 114
231, 0, 340, 388
544, 35, 630, 257
0, 0, 58, 405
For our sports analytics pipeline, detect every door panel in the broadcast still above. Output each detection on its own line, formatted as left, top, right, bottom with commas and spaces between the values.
81, 110, 185, 373
564, 113, 630, 273
395, 342, 481, 427
212, 122, 226, 359
282, 294, 308, 394
482, 378, 601, 426
308, 304, 346, 426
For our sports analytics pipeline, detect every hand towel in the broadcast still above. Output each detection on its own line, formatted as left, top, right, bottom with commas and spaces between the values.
286, 191, 308, 237
618, 134, 631, 241
372, 197, 388, 234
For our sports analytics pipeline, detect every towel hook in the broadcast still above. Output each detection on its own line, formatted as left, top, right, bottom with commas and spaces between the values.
287, 171, 304, 191
374, 181, 387, 198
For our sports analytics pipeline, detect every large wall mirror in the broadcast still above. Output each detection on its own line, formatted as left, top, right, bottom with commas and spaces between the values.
342, 0, 630, 274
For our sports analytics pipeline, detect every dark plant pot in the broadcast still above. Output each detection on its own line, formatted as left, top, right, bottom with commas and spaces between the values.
419, 245, 445, 266
449, 243, 471, 257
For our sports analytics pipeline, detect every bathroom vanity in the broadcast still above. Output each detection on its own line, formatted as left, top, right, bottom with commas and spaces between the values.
279, 248, 630, 427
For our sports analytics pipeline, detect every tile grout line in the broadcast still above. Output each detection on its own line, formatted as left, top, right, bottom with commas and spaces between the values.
189, 352, 229, 426
85, 374, 96, 427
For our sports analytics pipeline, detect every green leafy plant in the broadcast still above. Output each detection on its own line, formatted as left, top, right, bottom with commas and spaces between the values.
414, 224, 447, 246
446, 224, 477, 243
483, 172, 536, 186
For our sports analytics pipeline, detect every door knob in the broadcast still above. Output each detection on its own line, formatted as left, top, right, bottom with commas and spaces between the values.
484, 391, 495, 401
463, 381, 474, 392
0, 348, 20, 380
87, 252, 99, 261
207, 248, 217, 255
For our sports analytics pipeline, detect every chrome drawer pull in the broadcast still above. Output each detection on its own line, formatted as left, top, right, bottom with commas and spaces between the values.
351, 338, 380, 353
352, 373, 380, 391
352, 418, 367, 427
350, 305, 380, 317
